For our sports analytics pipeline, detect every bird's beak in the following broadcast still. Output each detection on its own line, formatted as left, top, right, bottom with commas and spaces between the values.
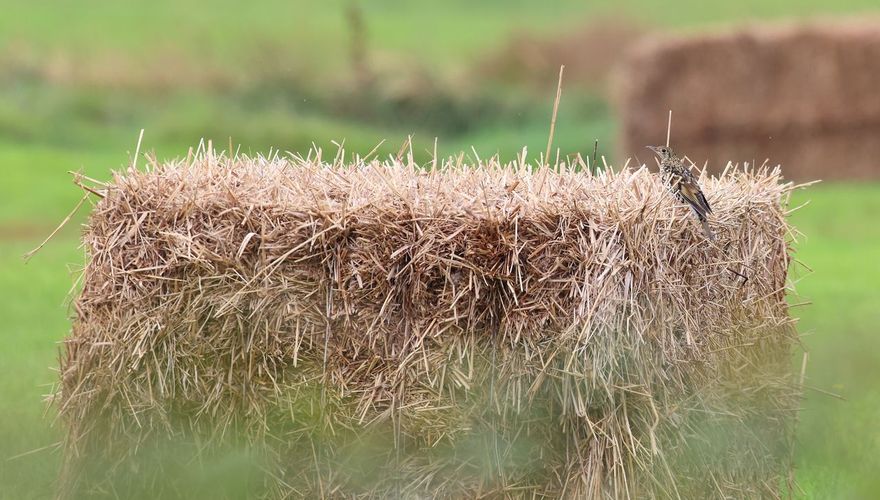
646, 146, 658, 153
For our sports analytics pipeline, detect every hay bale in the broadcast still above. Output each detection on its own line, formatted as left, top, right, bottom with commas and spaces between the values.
614, 20, 880, 180
58, 152, 801, 498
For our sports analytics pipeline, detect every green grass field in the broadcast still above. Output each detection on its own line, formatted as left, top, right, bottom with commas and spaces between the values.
1, 0, 879, 498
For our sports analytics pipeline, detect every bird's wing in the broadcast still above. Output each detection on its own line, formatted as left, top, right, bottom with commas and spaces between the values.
677, 177, 712, 220
697, 189, 712, 214
683, 169, 711, 212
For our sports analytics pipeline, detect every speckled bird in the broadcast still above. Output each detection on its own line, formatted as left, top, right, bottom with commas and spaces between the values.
647, 145, 715, 241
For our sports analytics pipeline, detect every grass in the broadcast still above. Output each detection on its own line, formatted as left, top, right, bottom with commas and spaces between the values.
2, 0, 879, 77
786, 184, 880, 498
0, 0, 879, 496
0, 239, 70, 500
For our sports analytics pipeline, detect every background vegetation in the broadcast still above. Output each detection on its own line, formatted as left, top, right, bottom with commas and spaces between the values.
1, 0, 878, 498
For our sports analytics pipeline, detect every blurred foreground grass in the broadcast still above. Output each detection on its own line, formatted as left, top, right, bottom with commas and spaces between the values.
1, 0, 880, 497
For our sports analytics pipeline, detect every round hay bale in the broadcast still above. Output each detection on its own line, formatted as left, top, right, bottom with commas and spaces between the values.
57, 152, 802, 498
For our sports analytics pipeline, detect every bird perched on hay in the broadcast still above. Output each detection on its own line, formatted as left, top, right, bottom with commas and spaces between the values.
647, 145, 715, 240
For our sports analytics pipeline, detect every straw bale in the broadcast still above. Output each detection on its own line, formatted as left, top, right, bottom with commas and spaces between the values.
57, 151, 801, 498
614, 20, 880, 180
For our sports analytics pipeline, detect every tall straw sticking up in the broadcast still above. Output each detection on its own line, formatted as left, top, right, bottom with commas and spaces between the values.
545, 65, 565, 164
57, 150, 804, 499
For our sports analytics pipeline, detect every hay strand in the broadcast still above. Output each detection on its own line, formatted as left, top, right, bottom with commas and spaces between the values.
545, 65, 565, 165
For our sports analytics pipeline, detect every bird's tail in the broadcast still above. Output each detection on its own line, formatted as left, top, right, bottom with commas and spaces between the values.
700, 219, 715, 241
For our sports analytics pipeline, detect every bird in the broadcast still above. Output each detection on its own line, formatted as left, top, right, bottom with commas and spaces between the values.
646, 145, 715, 241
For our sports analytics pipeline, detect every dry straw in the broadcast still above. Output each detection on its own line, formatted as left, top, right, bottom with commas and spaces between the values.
57, 149, 804, 498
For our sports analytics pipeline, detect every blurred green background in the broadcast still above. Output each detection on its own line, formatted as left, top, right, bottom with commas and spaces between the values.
1, 1, 878, 498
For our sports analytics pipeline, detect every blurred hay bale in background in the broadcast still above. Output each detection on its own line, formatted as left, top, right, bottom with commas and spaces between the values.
615, 20, 880, 180
58, 152, 801, 498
